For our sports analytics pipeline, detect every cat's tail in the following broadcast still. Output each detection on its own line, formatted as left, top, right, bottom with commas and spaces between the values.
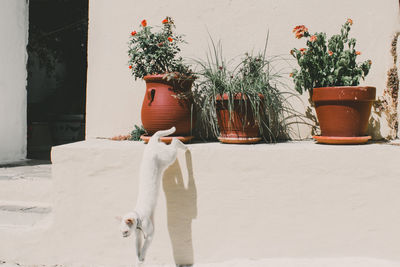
149, 127, 176, 144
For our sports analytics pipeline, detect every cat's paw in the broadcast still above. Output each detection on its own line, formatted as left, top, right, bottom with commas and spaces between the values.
135, 258, 144, 266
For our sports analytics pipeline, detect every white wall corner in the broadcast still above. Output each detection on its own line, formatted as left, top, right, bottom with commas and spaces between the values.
0, 0, 29, 163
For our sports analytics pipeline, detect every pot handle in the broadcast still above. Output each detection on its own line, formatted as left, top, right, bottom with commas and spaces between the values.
147, 89, 156, 105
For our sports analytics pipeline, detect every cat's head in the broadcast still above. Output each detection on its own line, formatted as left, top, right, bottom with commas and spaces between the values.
118, 212, 138, 238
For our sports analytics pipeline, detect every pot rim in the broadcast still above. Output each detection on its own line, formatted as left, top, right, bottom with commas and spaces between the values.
216, 93, 264, 101
143, 73, 196, 82
313, 85, 376, 90
312, 86, 376, 102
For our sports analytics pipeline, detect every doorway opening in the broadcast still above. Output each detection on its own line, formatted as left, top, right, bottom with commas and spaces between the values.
27, 0, 88, 160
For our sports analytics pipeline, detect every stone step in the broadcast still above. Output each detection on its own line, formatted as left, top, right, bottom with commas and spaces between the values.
0, 161, 52, 203
0, 179, 53, 203
0, 160, 51, 180
0, 201, 52, 228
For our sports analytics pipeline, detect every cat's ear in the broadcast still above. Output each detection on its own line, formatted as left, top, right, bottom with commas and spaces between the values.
125, 218, 135, 226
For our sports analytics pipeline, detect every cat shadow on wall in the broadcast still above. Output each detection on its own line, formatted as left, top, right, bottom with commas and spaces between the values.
163, 150, 197, 266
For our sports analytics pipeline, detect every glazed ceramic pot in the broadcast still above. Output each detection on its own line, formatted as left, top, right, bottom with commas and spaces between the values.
312, 86, 376, 142
216, 93, 262, 144
141, 74, 195, 137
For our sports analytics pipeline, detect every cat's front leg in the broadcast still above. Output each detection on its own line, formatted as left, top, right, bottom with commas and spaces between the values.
135, 257, 144, 267
138, 219, 154, 263
135, 229, 143, 261
139, 233, 153, 262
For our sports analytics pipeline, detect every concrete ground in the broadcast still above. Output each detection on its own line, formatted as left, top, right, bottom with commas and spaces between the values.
1, 258, 400, 267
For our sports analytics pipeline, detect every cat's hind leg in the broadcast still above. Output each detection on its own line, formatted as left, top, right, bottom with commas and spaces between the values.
158, 138, 188, 167
171, 137, 188, 151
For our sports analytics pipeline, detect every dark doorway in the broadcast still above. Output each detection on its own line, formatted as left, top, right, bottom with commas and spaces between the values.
27, 0, 88, 160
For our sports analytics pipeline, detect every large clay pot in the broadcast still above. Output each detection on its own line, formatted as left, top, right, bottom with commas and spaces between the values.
312, 86, 376, 144
141, 74, 195, 136
216, 93, 262, 144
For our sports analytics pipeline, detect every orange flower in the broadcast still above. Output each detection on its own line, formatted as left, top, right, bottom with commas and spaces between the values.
355, 51, 361, 55
368, 60, 372, 65
131, 31, 137, 36
328, 50, 333, 56
129, 65, 132, 69
293, 25, 308, 39
292, 25, 305, 33
162, 18, 169, 24
347, 18, 353, 25
299, 48, 307, 54
141, 19, 147, 27
289, 73, 294, 77
310, 35, 317, 42
168, 37, 173, 42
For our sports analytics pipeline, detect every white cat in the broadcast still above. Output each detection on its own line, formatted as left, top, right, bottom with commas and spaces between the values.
119, 126, 187, 265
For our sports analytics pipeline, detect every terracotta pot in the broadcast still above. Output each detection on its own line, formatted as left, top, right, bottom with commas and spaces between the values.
216, 93, 262, 144
312, 86, 376, 137
141, 74, 195, 136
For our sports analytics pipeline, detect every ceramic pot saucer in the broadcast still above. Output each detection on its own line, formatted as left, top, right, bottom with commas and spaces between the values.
218, 136, 261, 144
313, 135, 371, 145
140, 135, 194, 144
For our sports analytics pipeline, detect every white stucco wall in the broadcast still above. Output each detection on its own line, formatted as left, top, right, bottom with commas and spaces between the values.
86, 0, 400, 139
0, 0, 28, 163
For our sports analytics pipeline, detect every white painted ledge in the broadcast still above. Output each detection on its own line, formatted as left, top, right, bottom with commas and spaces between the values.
1, 140, 400, 266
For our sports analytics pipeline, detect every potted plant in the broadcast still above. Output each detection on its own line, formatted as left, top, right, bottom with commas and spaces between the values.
195, 39, 294, 144
128, 17, 195, 143
290, 19, 375, 144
